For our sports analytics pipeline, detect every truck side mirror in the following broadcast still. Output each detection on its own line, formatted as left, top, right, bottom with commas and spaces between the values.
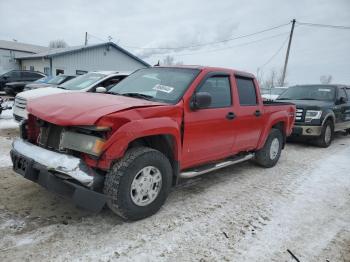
191, 92, 212, 110
96, 86, 107, 93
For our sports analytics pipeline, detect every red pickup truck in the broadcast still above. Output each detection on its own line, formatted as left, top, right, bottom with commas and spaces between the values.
11, 66, 295, 220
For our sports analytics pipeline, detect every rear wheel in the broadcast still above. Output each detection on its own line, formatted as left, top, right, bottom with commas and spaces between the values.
104, 147, 172, 221
315, 120, 334, 148
255, 128, 283, 168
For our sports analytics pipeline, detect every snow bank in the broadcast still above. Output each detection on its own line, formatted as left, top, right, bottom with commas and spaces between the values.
0, 108, 18, 130
0, 137, 12, 167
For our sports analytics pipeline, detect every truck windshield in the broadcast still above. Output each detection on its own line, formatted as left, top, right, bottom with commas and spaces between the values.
278, 85, 336, 101
59, 72, 105, 90
108, 67, 200, 104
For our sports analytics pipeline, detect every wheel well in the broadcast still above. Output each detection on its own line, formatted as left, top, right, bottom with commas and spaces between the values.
128, 135, 179, 186
272, 122, 286, 148
323, 115, 335, 126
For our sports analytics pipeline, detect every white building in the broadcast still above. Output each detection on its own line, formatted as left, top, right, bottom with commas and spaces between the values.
0, 40, 48, 74
16, 42, 149, 76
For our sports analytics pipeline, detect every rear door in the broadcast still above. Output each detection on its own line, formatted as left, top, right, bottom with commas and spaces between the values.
182, 73, 236, 168
231, 75, 265, 152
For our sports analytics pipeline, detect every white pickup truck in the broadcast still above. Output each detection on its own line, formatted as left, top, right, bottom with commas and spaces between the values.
13, 71, 130, 121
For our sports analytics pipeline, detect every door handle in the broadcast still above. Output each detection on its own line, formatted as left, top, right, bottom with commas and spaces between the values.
255, 110, 262, 117
226, 112, 236, 120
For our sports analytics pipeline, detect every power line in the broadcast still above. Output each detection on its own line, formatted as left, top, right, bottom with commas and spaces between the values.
124, 22, 291, 50
258, 35, 290, 69
172, 31, 290, 57
296, 21, 350, 30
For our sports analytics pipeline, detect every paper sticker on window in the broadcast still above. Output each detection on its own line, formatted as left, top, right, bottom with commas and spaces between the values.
153, 84, 174, 93
318, 89, 331, 92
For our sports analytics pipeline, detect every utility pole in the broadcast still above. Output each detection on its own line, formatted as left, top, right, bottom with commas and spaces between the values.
281, 19, 296, 86
85, 32, 88, 46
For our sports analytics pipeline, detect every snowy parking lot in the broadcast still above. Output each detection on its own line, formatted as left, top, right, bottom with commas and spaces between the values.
0, 112, 349, 262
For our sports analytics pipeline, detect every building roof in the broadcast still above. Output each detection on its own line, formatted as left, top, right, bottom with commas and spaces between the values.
16, 42, 150, 67
0, 40, 48, 53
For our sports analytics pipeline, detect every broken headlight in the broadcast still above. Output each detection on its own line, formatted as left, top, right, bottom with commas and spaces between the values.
60, 126, 110, 156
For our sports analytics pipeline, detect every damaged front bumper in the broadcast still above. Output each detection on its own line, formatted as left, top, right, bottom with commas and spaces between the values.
10, 138, 106, 212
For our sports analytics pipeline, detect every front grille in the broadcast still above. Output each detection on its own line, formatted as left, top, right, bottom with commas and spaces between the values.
37, 122, 64, 151
14, 114, 24, 122
295, 108, 304, 122
14, 96, 27, 110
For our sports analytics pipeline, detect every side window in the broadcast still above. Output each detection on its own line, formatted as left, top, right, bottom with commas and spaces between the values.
197, 76, 232, 108
346, 89, 350, 98
236, 77, 257, 106
101, 76, 126, 90
338, 88, 348, 100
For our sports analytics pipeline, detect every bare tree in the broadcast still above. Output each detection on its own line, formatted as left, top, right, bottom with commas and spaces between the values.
49, 40, 68, 48
161, 55, 183, 66
320, 75, 333, 84
261, 68, 287, 88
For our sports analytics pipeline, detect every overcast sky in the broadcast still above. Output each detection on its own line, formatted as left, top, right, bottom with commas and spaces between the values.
1, 0, 349, 85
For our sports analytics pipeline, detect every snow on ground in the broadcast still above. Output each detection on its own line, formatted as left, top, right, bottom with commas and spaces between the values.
0, 137, 12, 167
0, 107, 18, 130
0, 128, 349, 261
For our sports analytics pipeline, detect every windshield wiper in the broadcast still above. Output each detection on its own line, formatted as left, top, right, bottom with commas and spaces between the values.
120, 92, 154, 100
296, 98, 317, 100
57, 86, 66, 89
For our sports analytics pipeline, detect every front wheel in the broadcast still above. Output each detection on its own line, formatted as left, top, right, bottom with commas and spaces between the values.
255, 128, 283, 168
315, 120, 334, 148
104, 147, 172, 221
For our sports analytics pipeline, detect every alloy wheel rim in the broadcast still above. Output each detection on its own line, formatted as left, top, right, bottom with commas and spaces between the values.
325, 125, 332, 144
270, 138, 280, 160
130, 166, 162, 206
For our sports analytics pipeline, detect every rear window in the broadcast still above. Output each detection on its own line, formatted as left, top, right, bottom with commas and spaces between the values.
236, 77, 257, 106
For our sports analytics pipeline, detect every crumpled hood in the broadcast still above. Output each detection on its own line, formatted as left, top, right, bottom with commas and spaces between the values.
27, 92, 165, 126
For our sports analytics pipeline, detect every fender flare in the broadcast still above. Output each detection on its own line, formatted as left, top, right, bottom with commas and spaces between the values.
321, 110, 335, 126
257, 111, 289, 150
102, 117, 181, 161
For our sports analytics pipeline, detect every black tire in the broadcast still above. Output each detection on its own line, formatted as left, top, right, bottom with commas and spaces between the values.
315, 120, 334, 148
104, 147, 172, 221
255, 128, 283, 168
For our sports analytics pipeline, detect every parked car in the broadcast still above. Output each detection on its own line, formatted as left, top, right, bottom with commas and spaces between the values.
277, 84, 350, 147
10, 66, 295, 220
0, 70, 45, 91
261, 86, 288, 101
13, 71, 130, 121
24, 74, 76, 91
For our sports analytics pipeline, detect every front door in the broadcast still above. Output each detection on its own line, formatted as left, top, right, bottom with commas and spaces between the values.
335, 87, 350, 130
182, 74, 235, 169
